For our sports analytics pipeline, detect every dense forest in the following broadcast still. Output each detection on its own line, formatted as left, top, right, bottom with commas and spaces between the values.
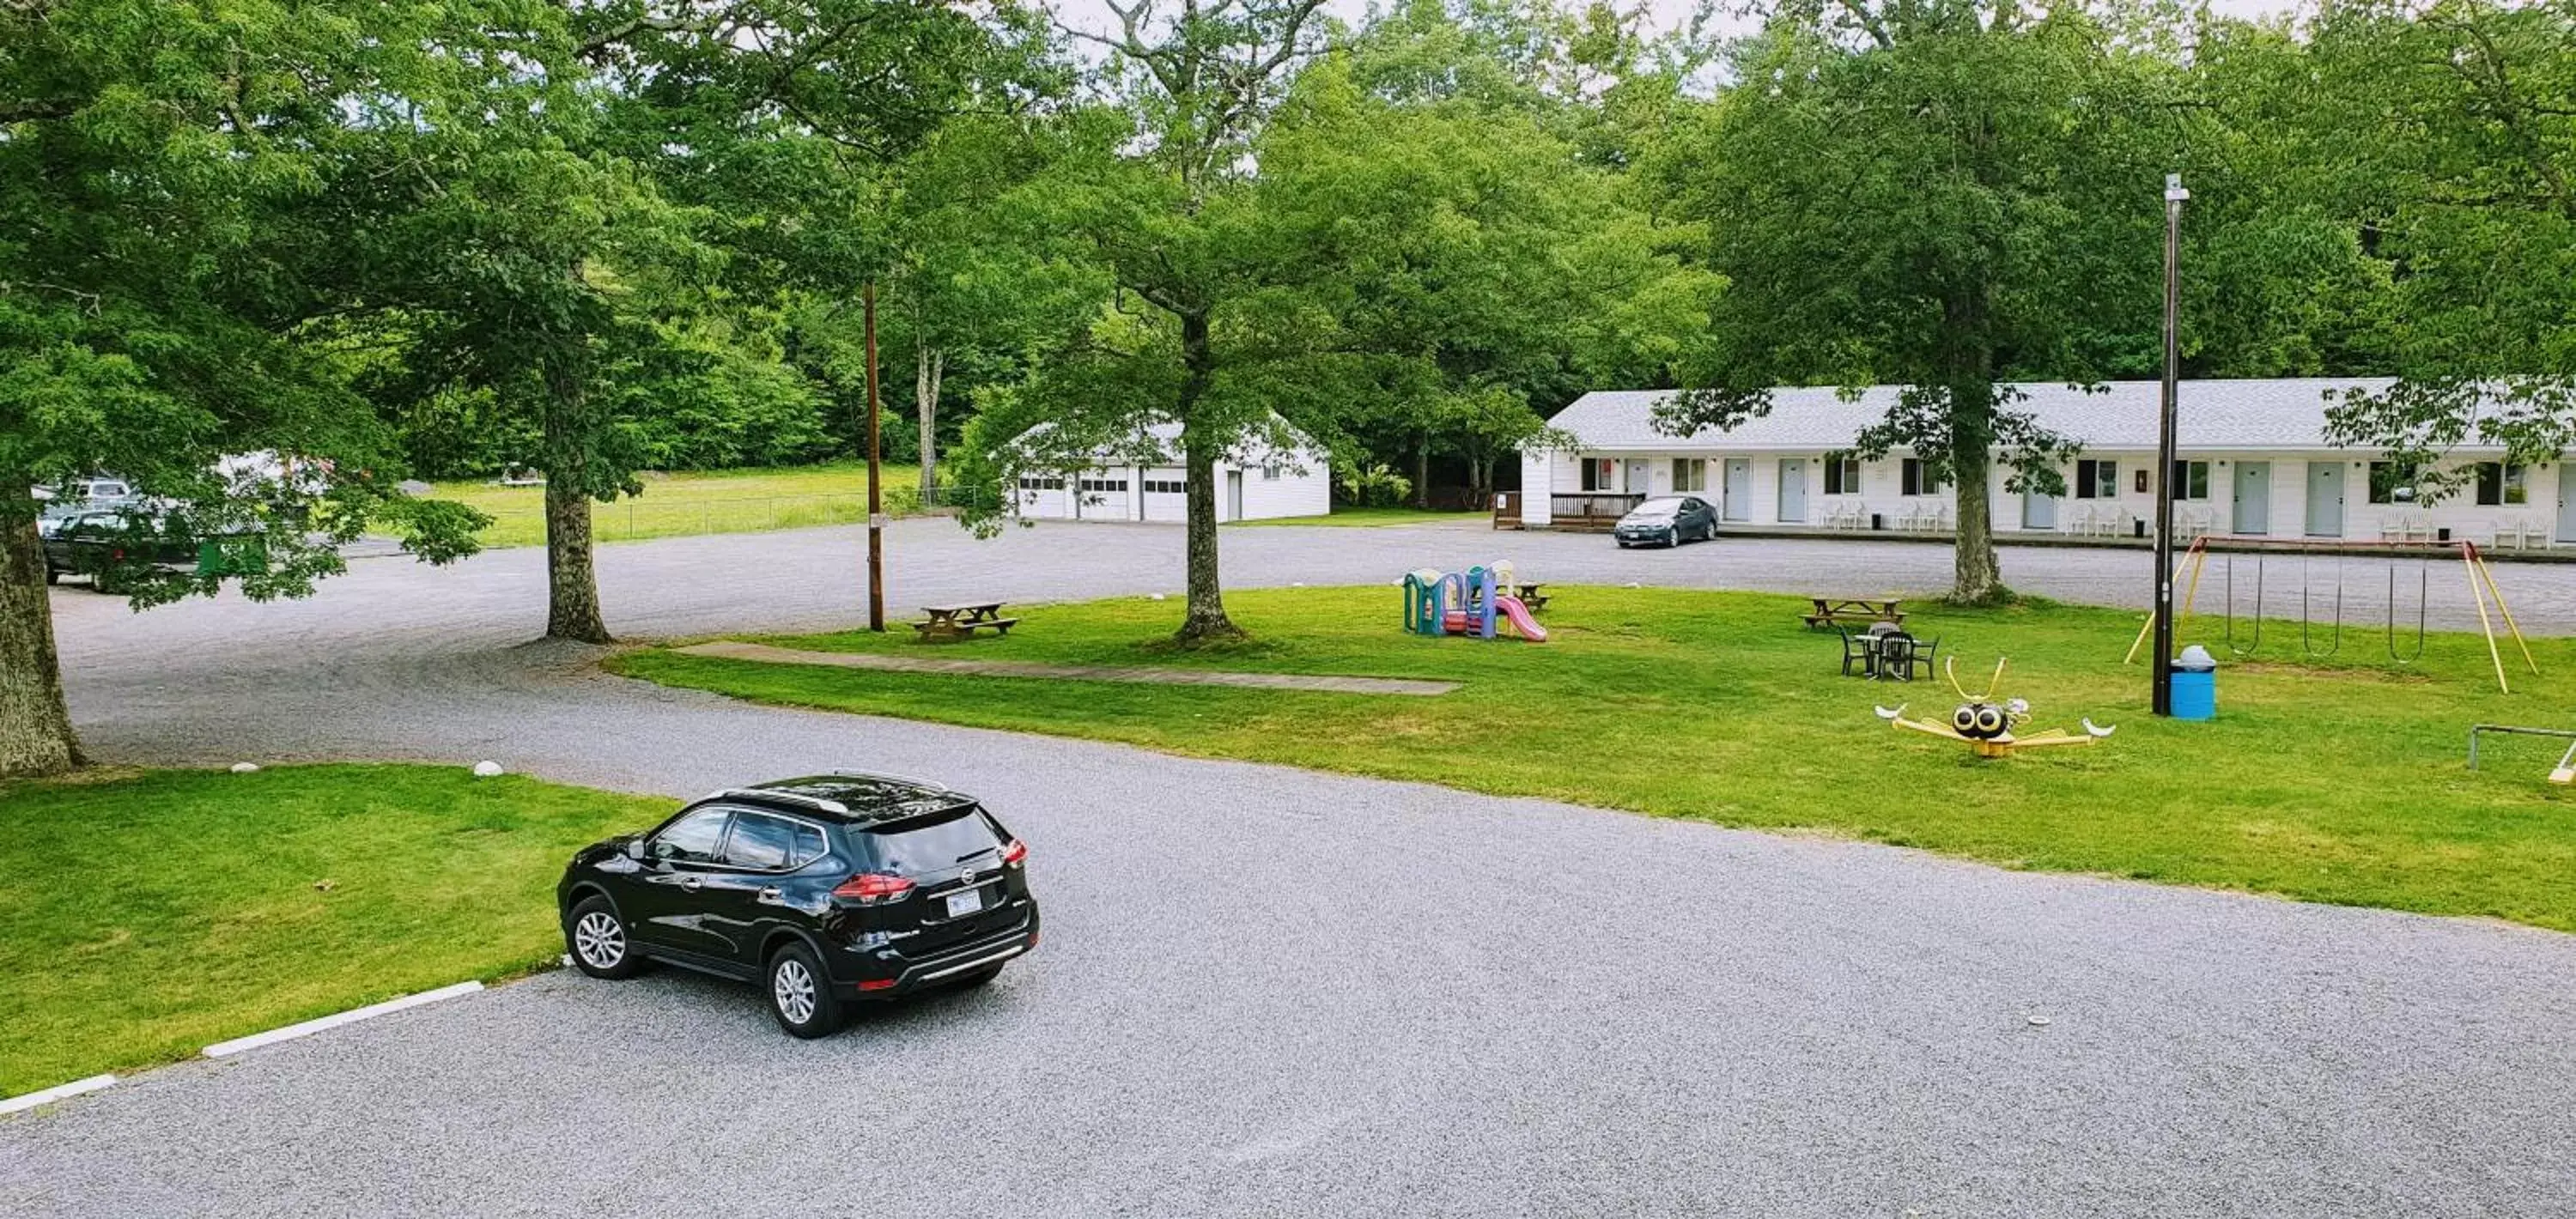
3, 0, 2572, 774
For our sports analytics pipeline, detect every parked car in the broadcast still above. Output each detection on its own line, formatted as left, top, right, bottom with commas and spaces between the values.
557, 773, 1040, 1038
41, 507, 201, 591
1613, 495, 1719, 548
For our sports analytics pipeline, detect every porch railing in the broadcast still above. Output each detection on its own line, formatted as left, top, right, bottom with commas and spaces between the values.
1548, 492, 1645, 531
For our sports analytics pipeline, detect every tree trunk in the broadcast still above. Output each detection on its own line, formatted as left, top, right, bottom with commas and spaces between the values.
543, 373, 611, 644
1414, 434, 1431, 509
1947, 379, 2007, 605
1174, 310, 1240, 643
915, 346, 944, 502
0, 482, 81, 777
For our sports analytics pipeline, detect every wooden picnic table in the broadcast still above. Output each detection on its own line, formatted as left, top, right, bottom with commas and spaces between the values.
1508, 582, 1549, 613
1802, 597, 1905, 630
914, 600, 1020, 642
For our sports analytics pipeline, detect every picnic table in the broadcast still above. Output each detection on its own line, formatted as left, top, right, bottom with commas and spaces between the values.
1509, 582, 1549, 613
1802, 597, 1905, 630
914, 600, 1019, 642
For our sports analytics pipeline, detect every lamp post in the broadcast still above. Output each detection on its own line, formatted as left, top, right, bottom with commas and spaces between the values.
2152, 173, 2188, 715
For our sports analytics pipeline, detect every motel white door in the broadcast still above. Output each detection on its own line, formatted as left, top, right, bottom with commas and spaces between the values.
1226, 470, 1245, 522
2021, 487, 2057, 531
2233, 462, 2271, 535
1722, 459, 1751, 521
2560, 469, 2576, 542
1777, 458, 1808, 522
1624, 458, 1650, 495
2304, 461, 2345, 537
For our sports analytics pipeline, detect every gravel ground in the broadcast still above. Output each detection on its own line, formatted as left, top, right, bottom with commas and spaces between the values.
9, 520, 2576, 1216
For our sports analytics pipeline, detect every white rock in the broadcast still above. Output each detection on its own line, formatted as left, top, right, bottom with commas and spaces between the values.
1291, 581, 1306, 588
2027, 1015, 2052, 1027
471, 761, 504, 778
229, 762, 261, 774
1149, 592, 1168, 601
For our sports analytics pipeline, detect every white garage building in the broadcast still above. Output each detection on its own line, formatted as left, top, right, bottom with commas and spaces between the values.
1519, 379, 2575, 549
1008, 420, 1333, 524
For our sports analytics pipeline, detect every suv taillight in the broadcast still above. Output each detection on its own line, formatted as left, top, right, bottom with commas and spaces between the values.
999, 839, 1028, 865
833, 873, 915, 903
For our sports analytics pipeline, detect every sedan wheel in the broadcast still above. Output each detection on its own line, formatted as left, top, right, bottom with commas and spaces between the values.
767, 943, 844, 1039
564, 895, 644, 979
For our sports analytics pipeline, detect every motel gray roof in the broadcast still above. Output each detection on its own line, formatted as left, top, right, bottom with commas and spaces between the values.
1542, 379, 2519, 455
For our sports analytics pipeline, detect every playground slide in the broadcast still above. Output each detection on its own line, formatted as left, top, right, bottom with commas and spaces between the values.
1495, 595, 1548, 642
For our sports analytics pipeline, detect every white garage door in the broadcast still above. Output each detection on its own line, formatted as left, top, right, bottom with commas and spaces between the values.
1140, 469, 1188, 522
1077, 476, 1132, 521
1015, 477, 1071, 519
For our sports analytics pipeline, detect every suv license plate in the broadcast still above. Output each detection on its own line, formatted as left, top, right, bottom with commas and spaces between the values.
945, 888, 984, 918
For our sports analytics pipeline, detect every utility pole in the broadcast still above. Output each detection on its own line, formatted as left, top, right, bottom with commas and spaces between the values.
865, 282, 886, 633
2152, 173, 2188, 715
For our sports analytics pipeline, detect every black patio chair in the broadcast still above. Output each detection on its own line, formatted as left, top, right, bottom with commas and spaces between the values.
1900, 635, 1941, 682
1838, 628, 1869, 677
1874, 633, 1917, 682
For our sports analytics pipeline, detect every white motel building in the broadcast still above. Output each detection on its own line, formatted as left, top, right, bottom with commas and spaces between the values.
1516, 379, 2575, 550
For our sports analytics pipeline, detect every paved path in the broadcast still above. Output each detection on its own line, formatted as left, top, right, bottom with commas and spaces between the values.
673, 639, 1463, 694
9, 519, 2576, 1217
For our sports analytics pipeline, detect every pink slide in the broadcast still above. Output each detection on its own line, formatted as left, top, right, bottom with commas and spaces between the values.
1494, 595, 1548, 642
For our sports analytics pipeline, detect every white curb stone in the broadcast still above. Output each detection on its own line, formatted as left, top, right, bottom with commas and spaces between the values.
202, 981, 484, 1059
0, 1074, 117, 1117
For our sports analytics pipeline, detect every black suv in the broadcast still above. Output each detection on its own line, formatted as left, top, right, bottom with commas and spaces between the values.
556, 773, 1039, 1037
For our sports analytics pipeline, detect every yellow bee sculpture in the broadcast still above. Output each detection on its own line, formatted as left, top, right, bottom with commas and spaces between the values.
1874, 657, 2115, 759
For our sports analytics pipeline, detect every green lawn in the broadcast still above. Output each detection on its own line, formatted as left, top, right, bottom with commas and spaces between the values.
429, 463, 922, 549
1229, 506, 1483, 528
617, 585, 2576, 933
0, 765, 667, 1095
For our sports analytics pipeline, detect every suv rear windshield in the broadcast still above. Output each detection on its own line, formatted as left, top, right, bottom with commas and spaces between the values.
865, 809, 1005, 876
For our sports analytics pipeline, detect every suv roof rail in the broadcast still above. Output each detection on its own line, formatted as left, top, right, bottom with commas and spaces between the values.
707, 787, 852, 816
826, 769, 953, 792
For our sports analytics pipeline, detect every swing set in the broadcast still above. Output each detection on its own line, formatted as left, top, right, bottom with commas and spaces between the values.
2123, 537, 2539, 693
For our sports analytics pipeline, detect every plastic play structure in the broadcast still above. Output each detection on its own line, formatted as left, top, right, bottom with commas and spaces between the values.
2123, 537, 2537, 693
1874, 656, 2116, 759
1403, 561, 1547, 643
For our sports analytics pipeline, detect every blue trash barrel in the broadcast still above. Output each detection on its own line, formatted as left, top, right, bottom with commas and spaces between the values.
2171, 648, 2217, 721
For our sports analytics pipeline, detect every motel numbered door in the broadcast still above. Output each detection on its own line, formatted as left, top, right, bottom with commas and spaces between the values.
2305, 461, 2345, 538
2561, 469, 2576, 543
2233, 462, 2271, 535
1722, 459, 1751, 521
1777, 459, 1808, 523
2021, 483, 2057, 531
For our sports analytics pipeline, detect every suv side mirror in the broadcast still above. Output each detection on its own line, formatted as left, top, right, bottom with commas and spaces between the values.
624, 839, 648, 862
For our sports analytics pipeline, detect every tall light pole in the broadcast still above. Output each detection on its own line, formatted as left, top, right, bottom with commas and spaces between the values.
864, 281, 886, 633
2152, 173, 2188, 715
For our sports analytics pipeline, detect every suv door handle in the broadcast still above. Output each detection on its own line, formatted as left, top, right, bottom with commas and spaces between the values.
679, 876, 702, 890
757, 887, 782, 903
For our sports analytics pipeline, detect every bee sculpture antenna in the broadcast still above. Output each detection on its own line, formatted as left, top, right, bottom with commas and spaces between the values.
1944, 655, 2008, 702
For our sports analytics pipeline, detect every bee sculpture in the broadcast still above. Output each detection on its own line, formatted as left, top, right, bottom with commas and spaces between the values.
1874, 657, 2114, 759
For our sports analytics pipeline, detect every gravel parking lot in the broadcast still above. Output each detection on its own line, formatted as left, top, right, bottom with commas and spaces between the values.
9, 519, 2576, 1216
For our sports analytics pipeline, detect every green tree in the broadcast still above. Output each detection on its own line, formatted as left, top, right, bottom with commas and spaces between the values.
2302, 1, 2576, 482
1649, 0, 2181, 603
0, 0, 489, 777
971, 0, 1334, 643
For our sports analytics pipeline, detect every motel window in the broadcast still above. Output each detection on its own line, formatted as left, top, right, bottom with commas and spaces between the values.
2367, 461, 2420, 505
2475, 462, 2528, 506
2167, 460, 2209, 501
2074, 459, 2118, 500
1261, 465, 1281, 481
1900, 458, 1944, 496
1580, 458, 1615, 492
1823, 458, 1861, 495
1672, 458, 1707, 492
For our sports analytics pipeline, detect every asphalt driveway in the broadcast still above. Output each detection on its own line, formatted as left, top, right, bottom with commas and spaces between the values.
9, 519, 2576, 1216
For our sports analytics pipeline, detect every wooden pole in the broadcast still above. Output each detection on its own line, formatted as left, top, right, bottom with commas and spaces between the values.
2469, 546, 2537, 675
2151, 174, 2188, 714
2462, 544, 2506, 694
866, 282, 885, 633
